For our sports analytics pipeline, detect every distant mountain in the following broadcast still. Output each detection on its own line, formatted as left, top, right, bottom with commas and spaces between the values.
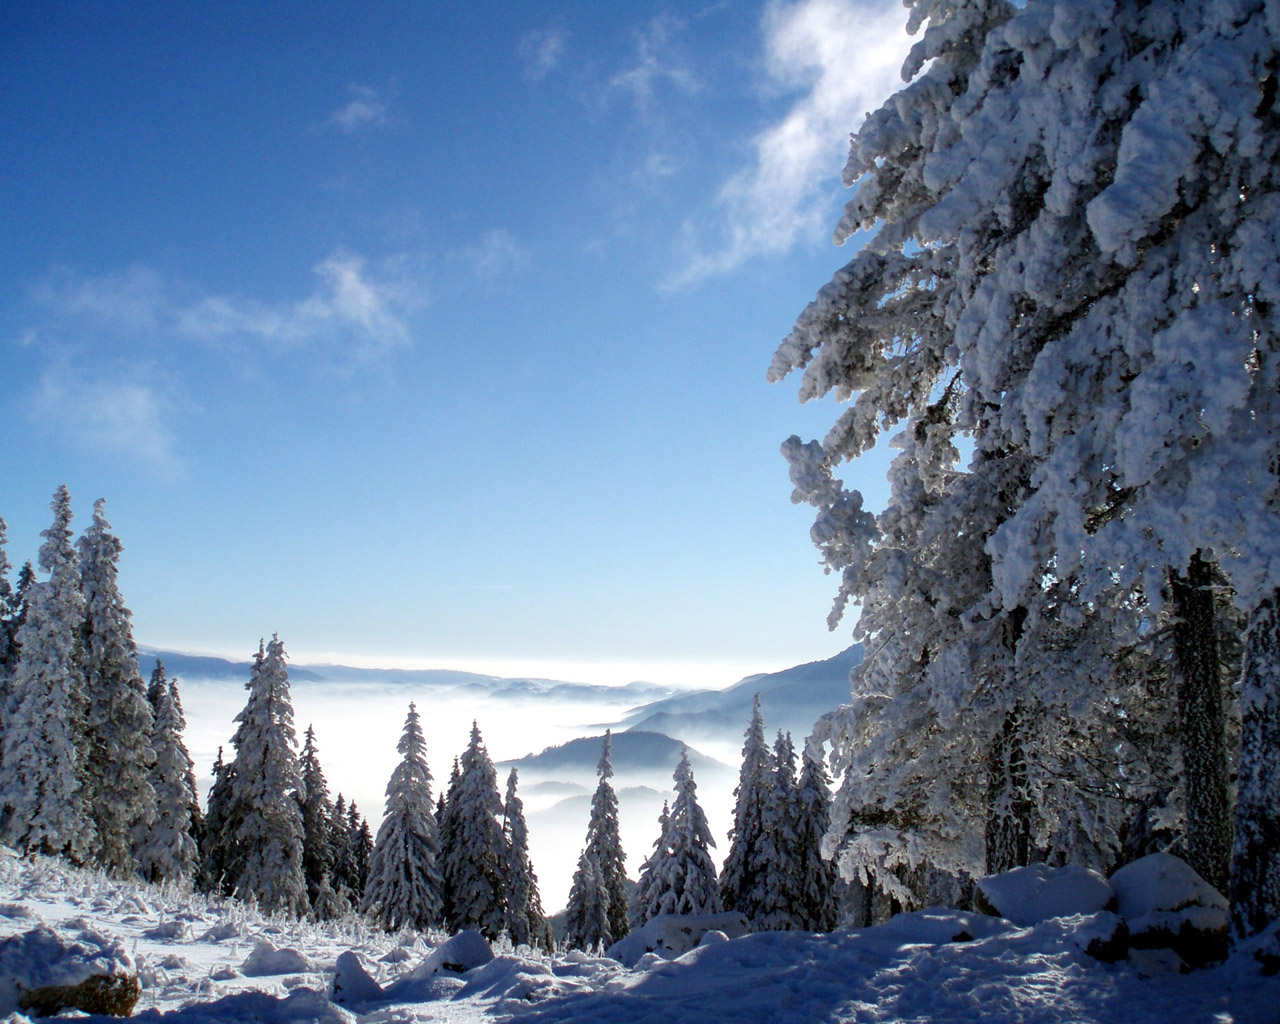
498, 730, 730, 783
620, 643, 862, 746
136, 647, 672, 702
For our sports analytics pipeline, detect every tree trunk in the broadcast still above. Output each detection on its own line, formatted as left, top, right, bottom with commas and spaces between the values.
984, 607, 1032, 876
1230, 590, 1280, 935
1170, 551, 1232, 892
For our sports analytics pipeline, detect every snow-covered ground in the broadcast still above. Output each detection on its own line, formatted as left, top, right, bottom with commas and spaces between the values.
2, 848, 1277, 1024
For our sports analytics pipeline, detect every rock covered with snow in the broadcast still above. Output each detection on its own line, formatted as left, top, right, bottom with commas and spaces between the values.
1110, 852, 1229, 968
605, 912, 749, 967
1066, 912, 1130, 963
0, 925, 139, 1017
976, 863, 1115, 926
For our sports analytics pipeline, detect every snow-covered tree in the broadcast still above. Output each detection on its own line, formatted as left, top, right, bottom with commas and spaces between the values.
720, 695, 773, 925
647, 749, 721, 918
199, 746, 236, 893
775, 0, 1279, 910
362, 703, 443, 931
0, 520, 15, 790
565, 732, 628, 949
438, 756, 462, 924
139, 672, 199, 882
442, 722, 507, 939
350, 803, 373, 899
1, 486, 91, 862
78, 498, 157, 876
793, 745, 838, 932
501, 768, 550, 949
755, 732, 802, 931
225, 637, 307, 915
298, 725, 343, 918
630, 800, 670, 928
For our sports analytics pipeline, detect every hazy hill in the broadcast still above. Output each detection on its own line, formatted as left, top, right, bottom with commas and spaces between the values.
498, 730, 730, 783
620, 644, 862, 747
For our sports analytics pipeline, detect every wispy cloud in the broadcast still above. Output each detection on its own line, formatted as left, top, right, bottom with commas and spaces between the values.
455, 230, 528, 282
29, 367, 185, 474
177, 251, 426, 362
326, 83, 394, 133
608, 14, 701, 114
519, 26, 568, 83
673, 0, 910, 285
33, 251, 429, 367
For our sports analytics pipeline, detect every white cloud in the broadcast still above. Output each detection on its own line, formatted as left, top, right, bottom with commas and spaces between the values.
456, 230, 528, 282
326, 84, 393, 133
674, 0, 911, 285
29, 368, 184, 473
608, 14, 701, 113
519, 26, 568, 82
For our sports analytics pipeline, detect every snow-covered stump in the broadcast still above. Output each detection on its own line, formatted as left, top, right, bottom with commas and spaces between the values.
0, 925, 139, 1017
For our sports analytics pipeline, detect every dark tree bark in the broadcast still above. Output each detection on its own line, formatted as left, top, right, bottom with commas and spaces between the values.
1170, 551, 1232, 893
1230, 590, 1280, 935
984, 607, 1033, 876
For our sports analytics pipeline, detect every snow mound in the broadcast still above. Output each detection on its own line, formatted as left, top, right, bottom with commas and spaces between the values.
605, 913, 749, 967
406, 929, 494, 978
977, 863, 1114, 925
329, 951, 383, 1005
240, 939, 315, 977
0, 925, 137, 1016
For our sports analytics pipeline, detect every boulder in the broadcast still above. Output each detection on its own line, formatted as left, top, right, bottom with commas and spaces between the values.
605, 913, 750, 967
975, 864, 1114, 926
0, 926, 139, 1017
1067, 911, 1130, 963
405, 931, 494, 979
1110, 852, 1229, 968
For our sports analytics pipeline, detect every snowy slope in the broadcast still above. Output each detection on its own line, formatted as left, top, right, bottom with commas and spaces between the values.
2, 849, 1278, 1024
497, 731, 730, 782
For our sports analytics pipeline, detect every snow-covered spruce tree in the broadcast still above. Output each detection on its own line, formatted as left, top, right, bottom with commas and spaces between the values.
328, 794, 355, 908
298, 725, 344, 919
565, 850, 609, 951
0, 519, 14, 788
199, 746, 236, 893
649, 749, 721, 918
719, 695, 772, 926
630, 800, 670, 928
78, 498, 157, 876
565, 731, 628, 948
775, 0, 1280, 902
146, 660, 167, 710
754, 732, 802, 931
139, 672, 199, 882
225, 637, 307, 915
362, 703, 443, 932
442, 722, 507, 939
794, 745, 838, 932
1, 486, 91, 862
350, 803, 373, 899
501, 768, 550, 949
437, 756, 462, 924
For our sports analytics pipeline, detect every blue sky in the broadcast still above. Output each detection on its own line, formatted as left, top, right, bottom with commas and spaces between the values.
1, 0, 910, 686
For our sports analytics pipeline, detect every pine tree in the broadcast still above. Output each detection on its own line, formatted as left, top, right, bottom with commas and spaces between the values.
350, 802, 373, 899
437, 757, 462, 924
500, 768, 550, 949
0, 520, 14, 795
649, 749, 721, 918
199, 746, 237, 894
298, 726, 344, 919
631, 800, 670, 928
1, 486, 91, 862
147, 660, 167, 710
362, 703, 443, 931
793, 745, 838, 932
565, 732, 628, 948
328, 794, 355, 908
139, 672, 199, 882
442, 722, 507, 939
720, 696, 772, 925
755, 732, 802, 931
225, 636, 307, 915
78, 498, 157, 876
